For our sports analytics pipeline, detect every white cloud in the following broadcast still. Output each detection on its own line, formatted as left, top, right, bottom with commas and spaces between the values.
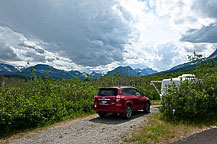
181, 0, 217, 44
116, 0, 216, 71
156, 0, 215, 32
0, 0, 216, 73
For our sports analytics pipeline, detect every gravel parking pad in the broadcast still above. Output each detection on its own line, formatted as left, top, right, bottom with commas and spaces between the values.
1, 105, 160, 144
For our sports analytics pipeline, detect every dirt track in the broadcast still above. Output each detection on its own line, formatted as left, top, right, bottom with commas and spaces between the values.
1, 105, 160, 144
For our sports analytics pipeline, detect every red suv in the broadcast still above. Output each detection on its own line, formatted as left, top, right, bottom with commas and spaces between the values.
92, 86, 151, 119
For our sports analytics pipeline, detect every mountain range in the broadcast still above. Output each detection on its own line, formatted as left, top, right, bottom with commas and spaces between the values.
106, 66, 157, 77
0, 64, 157, 79
1, 49, 215, 78
170, 48, 217, 71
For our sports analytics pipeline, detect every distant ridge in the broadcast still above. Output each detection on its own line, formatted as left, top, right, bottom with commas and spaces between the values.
207, 48, 217, 59
106, 66, 157, 77
0, 63, 157, 78
162, 48, 217, 74
1, 48, 216, 79
0, 63, 19, 73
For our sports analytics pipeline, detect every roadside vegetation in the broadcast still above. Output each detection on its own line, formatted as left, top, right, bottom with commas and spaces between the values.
161, 53, 217, 122
126, 53, 217, 143
150, 100, 161, 105
0, 52, 216, 142
0, 76, 98, 138
125, 113, 217, 144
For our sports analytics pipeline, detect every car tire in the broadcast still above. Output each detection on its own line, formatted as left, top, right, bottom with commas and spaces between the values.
124, 104, 132, 119
97, 112, 106, 117
144, 102, 150, 113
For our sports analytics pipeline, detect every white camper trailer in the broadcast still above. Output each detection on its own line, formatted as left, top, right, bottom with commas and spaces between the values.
151, 74, 195, 99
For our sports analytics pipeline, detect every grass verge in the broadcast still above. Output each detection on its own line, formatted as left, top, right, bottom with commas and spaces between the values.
125, 113, 217, 144
150, 100, 161, 105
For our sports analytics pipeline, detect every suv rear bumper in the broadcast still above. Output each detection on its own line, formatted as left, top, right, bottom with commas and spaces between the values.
92, 103, 125, 113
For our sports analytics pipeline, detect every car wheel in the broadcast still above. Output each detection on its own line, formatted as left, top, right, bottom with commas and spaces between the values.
124, 105, 132, 119
97, 112, 106, 117
144, 102, 150, 113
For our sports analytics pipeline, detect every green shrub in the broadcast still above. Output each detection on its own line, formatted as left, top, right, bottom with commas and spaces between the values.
0, 77, 98, 136
160, 61, 217, 121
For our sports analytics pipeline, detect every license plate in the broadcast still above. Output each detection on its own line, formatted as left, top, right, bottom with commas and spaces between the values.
101, 100, 107, 105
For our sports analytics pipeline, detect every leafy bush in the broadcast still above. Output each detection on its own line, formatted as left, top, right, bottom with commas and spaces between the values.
0, 76, 98, 136
161, 58, 217, 121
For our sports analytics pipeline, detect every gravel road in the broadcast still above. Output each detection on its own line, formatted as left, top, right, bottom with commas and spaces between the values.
1, 105, 160, 144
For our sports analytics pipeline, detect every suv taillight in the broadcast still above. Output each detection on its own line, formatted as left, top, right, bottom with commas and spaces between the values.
116, 96, 121, 102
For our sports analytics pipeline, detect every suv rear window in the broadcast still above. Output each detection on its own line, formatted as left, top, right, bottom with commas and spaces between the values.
97, 88, 118, 96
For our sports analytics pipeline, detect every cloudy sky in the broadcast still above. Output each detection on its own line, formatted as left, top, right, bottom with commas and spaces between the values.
0, 0, 216, 73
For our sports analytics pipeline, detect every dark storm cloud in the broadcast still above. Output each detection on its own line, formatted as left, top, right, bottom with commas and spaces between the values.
19, 42, 45, 54
181, 0, 217, 43
23, 51, 46, 63
0, 0, 132, 66
181, 23, 217, 43
0, 42, 20, 61
192, 0, 217, 19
